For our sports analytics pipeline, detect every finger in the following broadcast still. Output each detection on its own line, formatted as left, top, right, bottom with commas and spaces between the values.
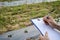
49, 16, 53, 19
45, 32, 50, 40
39, 35, 44, 40
40, 34, 43, 38
40, 34, 44, 39
43, 16, 49, 21
43, 17, 49, 25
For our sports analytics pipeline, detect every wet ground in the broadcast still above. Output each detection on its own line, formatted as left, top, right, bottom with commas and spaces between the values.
0, 25, 40, 40
0, 0, 57, 6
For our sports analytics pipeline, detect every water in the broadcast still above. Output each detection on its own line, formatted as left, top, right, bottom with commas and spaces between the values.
0, 0, 57, 6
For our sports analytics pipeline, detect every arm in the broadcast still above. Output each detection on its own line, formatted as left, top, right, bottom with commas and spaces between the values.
55, 24, 60, 31
43, 16, 60, 31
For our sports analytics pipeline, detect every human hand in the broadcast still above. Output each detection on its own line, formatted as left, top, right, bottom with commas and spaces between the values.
43, 16, 57, 28
39, 32, 49, 40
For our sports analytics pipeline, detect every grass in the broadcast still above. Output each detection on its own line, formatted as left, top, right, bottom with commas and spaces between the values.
0, 1, 60, 34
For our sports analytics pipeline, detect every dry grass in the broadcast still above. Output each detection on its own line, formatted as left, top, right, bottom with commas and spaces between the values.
0, 1, 60, 34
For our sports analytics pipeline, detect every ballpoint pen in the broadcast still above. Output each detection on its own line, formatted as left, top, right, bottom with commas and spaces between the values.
46, 8, 55, 19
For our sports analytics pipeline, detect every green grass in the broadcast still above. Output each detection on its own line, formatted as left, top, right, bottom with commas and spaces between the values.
0, 1, 60, 34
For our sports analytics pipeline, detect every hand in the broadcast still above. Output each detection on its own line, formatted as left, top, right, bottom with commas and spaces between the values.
39, 32, 49, 40
43, 16, 57, 28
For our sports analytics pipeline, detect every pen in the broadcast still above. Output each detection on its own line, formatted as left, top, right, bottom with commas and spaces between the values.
46, 8, 55, 19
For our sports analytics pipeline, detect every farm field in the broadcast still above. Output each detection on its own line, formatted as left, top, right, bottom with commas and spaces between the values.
0, 1, 60, 34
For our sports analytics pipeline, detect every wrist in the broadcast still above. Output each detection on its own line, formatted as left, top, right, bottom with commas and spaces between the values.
54, 23, 60, 30
51, 21, 57, 28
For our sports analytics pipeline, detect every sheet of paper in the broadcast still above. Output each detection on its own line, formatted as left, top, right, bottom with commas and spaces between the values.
31, 18, 60, 40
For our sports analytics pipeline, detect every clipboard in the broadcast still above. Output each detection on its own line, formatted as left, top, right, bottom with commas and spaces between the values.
31, 18, 60, 40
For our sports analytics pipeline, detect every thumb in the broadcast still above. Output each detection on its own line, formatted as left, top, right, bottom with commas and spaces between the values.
39, 34, 44, 40
45, 32, 48, 37
40, 34, 43, 38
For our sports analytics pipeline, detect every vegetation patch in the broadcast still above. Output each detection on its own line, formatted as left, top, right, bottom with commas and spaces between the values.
0, 1, 60, 34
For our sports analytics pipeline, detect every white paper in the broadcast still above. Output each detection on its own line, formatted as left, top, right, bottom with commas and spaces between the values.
31, 18, 60, 40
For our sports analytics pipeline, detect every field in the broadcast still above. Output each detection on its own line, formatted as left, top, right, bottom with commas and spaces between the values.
0, 1, 60, 34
